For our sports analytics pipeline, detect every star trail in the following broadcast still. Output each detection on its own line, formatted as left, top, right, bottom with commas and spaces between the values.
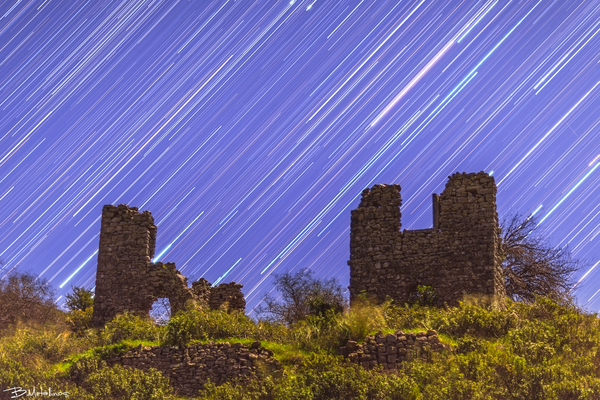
0, 0, 599, 313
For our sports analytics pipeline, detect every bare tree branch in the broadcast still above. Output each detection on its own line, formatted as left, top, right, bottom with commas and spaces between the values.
500, 212, 582, 302
0, 269, 60, 332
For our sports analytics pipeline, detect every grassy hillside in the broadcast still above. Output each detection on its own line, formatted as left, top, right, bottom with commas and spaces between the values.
1, 296, 600, 399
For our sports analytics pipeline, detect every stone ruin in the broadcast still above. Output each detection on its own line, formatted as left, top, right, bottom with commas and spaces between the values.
99, 341, 281, 397
339, 330, 449, 369
91, 204, 245, 327
348, 172, 505, 307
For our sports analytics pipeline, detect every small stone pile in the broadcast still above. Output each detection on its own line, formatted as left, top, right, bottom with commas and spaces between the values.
340, 330, 449, 369
105, 341, 281, 397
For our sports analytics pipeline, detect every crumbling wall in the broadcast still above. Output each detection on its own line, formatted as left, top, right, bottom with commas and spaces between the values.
92, 204, 245, 327
85, 341, 280, 397
92, 204, 158, 327
208, 282, 246, 311
348, 172, 505, 307
191, 279, 246, 311
146, 262, 194, 314
339, 330, 449, 370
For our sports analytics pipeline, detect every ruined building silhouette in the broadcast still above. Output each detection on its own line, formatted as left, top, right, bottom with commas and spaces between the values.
348, 172, 505, 306
92, 204, 245, 327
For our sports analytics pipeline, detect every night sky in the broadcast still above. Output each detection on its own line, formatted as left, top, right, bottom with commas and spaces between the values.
1, 0, 599, 314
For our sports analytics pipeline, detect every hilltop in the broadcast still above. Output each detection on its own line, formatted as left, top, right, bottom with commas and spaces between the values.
1, 293, 600, 399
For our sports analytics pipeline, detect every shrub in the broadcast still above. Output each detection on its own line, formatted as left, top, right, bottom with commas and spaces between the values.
287, 319, 326, 353
383, 303, 441, 332
80, 364, 174, 399
162, 308, 199, 346
293, 353, 419, 400
455, 337, 485, 354
511, 296, 600, 353
408, 285, 438, 306
434, 301, 518, 338
252, 320, 291, 343
257, 269, 347, 326
198, 354, 420, 400
68, 356, 106, 386
0, 324, 87, 389
506, 320, 557, 364
66, 307, 94, 335
0, 324, 81, 364
0, 270, 61, 333
18, 329, 73, 364
196, 376, 278, 400
101, 312, 162, 344
65, 286, 94, 312
384, 299, 517, 339
338, 301, 388, 343
285, 301, 389, 353
0, 358, 40, 388
163, 306, 255, 346
4, 292, 600, 400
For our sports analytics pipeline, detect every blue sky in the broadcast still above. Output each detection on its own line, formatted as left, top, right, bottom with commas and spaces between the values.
0, 0, 599, 312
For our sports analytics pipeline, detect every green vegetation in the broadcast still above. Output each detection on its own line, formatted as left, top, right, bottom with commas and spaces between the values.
68, 360, 175, 400
407, 285, 438, 307
256, 269, 347, 326
100, 312, 163, 344
65, 285, 95, 312
0, 269, 61, 332
190, 297, 600, 399
196, 353, 421, 400
2, 289, 600, 399
1, 259, 600, 399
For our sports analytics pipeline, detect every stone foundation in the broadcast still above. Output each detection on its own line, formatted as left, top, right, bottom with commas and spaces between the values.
340, 330, 449, 369
77, 341, 281, 397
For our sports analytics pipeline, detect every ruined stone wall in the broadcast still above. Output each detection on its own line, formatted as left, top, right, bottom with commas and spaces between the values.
340, 330, 448, 370
92, 204, 158, 327
208, 282, 246, 311
191, 279, 246, 311
348, 172, 505, 307
92, 204, 245, 327
100, 341, 280, 397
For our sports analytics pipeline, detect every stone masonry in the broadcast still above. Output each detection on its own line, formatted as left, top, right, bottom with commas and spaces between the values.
92, 204, 245, 327
68, 341, 280, 397
348, 172, 505, 307
102, 341, 281, 397
340, 330, 449, 370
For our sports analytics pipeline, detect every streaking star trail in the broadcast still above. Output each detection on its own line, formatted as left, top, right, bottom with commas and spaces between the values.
0, 0, 599, 313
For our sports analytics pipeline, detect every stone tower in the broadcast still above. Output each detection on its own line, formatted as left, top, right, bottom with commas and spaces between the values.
348, 172, 505, 306
92, 204, 245, 327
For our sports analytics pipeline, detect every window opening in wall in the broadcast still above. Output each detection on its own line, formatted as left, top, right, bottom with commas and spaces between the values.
150, 297, 171, 325
404, 194, 440, 231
